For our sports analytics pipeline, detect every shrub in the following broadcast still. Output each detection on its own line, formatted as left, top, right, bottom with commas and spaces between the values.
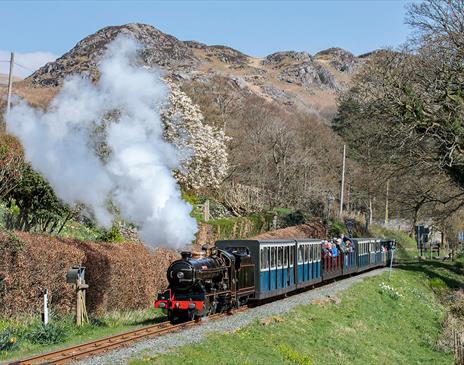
328, 220, 346, 238
283, 210, 308, 227
97, 225, 124, 242
25, 322, 67, 345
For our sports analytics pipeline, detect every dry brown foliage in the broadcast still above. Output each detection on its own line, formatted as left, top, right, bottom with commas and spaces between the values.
251, 221, 327, 240
0, 230, 178, 317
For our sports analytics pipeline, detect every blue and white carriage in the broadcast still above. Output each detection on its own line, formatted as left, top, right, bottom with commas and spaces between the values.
216, 239, 322, 300
216, 237, 394, 301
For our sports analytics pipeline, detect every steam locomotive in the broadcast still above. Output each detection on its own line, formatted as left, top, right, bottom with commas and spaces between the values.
155, 238, 394, 322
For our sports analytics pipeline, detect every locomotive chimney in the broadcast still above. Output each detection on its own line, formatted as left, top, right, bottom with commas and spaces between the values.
181, 251, 192, 260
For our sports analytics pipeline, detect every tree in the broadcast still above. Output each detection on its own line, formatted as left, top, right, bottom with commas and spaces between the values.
4, 165, 74, 233
161, 80, 230, 191
0, 133, 23, 200
334, 0, 464, 225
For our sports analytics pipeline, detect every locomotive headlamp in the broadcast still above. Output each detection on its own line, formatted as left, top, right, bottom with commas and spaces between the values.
188, 303, 195, 310
177, 272, 184, 279
158, 302, 166, 308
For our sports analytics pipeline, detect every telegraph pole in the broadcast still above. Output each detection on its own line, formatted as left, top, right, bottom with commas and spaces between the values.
6, 52, 15, 115
339, 144, 346, 218
385, 179, 389, 226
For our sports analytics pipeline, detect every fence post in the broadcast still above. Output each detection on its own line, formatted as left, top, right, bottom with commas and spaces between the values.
203, 199, 210, 222
43, 289, 49, 325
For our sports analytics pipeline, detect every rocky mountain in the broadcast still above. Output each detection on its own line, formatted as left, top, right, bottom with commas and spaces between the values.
25, 23, 366, 117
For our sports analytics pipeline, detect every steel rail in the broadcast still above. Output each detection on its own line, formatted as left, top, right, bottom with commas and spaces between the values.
8, 307, 248, 365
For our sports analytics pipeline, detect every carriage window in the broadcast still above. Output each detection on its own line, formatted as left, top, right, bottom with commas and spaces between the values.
298, 246, 303, 263
283, 247, 288, 267
271, 247, 276, 268
310, 245, 314, 261
278, 247, 282, 267
261, 248, 269, 270
290, 246, 294, 265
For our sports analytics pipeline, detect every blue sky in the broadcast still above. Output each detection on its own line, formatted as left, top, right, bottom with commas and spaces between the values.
0, 0, 413, 77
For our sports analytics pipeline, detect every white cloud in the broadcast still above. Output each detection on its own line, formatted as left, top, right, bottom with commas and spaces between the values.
0, 50, 56, 79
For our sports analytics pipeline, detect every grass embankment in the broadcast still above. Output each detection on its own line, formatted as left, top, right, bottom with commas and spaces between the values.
130, 227, 463, 365
0, 309, 164, 362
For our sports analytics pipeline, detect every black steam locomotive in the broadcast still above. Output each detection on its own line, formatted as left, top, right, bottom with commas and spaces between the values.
155, 238, 394, 322
155, 246, 254, 321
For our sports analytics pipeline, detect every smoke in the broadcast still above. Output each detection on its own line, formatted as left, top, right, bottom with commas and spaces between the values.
5, 36, 198, 248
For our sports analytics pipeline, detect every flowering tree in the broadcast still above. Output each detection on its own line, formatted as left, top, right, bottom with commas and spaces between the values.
162, 80, 229, 191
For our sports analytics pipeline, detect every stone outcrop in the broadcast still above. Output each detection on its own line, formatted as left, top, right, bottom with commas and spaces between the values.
28, 23, 199, 87
278, 61, 338, 90
315, 47, 363, 74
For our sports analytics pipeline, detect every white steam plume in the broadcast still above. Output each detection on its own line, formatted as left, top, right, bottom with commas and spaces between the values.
5, 36, 198, 248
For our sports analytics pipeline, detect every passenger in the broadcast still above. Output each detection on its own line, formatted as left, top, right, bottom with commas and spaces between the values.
346, 240, 354, 253
338, 238, 347, 253
331, 242, 339, 257
322, 241, 330, 257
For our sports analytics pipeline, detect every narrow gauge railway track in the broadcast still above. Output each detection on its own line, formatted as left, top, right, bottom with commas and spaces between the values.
7, 265, 390, 365
8, 307, 248, 365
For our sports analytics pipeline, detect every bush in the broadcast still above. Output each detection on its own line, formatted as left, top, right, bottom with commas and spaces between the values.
97, 225, 124, 242
283, 210, 308, 227
328, 220, 346, 238
25, 322, 67, 345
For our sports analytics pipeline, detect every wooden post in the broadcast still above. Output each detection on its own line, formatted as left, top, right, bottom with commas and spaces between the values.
203, 199, 210, 222
76, 289, 83, 326
6, 52, 14, 115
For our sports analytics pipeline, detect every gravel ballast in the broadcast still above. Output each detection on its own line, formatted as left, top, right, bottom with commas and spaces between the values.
77, 268, 388, 365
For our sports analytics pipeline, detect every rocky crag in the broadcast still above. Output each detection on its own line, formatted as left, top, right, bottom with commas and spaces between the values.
25, 23, 367, 117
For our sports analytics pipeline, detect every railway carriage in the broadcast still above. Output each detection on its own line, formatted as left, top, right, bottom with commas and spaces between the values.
355, 238, 389, 271
296, 239, 323, 289
215, 239, 322, 300
156, 236, 395, 322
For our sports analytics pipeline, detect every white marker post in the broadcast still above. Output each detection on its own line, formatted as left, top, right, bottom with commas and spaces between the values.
389, 242, 395, 280
43, 289, 49, 325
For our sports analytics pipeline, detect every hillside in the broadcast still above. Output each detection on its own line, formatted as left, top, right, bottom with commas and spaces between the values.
0, 23, 371, 225
0, 73, 21, 87
15, 23, 365, 118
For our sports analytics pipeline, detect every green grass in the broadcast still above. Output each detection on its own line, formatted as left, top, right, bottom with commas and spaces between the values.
129, 228, 464, 365
0, 308, 165, 362
130, 268, 455, 365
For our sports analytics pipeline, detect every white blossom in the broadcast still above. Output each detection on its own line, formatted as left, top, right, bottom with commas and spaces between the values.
161, 80, 229, 190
